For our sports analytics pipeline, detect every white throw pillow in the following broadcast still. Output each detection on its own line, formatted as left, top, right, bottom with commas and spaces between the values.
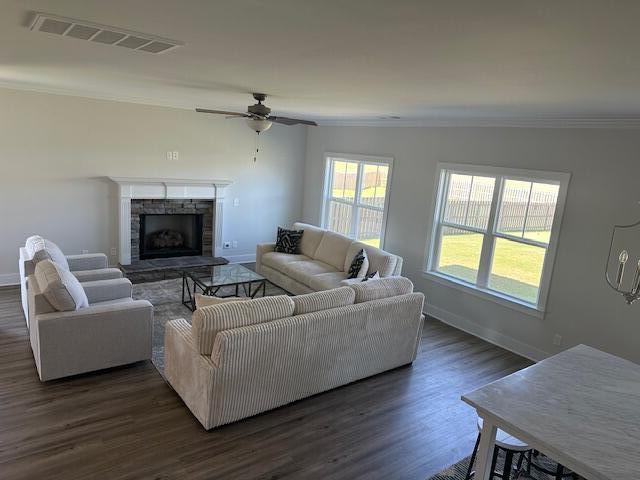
362, 270, 380, 281
25, 235, 43, 255
29, 237, 69, 270
34, 260, 88, 311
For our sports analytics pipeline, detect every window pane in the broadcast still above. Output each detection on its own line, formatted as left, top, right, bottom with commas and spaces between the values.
497, 179, 559, 244
360, 163, 389, 208
331, 160, 358, 201
489, 237, 545, 304
523, 183, 559, 243
358, 208, 383, 247
436, 226, 483, 284
443, 174, 495, 230
327, 201, 352, 236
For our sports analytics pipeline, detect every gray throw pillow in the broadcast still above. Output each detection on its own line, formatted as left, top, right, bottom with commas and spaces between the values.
34, 260, 89, 311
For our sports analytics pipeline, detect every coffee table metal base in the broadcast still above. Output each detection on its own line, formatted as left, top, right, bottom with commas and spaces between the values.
182, 273, 266, 311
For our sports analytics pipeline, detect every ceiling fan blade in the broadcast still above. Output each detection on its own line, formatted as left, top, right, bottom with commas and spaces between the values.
196, 108, 249, 117
268, 116, 318, 126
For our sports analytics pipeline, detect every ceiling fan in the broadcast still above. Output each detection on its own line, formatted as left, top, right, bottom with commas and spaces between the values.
196, 93, 317, 134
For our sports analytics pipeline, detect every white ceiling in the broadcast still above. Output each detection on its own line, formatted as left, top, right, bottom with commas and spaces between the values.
3, 0, 640, 125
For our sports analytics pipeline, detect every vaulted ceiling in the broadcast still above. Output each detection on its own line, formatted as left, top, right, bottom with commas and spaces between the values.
2, 0, 640, 124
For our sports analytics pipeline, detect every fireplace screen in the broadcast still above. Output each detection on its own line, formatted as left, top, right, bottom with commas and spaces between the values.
139, 214, 203, 260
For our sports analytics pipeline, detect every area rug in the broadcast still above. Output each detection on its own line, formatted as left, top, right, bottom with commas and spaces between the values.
428, 451, 566, 479
132, 277, 287, 375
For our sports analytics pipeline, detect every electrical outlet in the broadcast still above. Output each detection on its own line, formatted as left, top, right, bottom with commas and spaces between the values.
233, 198, 240, 207
553, 334, 562, 346
232, 240, 238, 248
81, 249, 89, 254
223, 241, 231, 249
110, 247, 117, 256
166, 150, 179, 161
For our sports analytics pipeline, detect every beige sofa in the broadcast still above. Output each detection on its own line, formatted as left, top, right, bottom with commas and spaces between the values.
256, 222, 403, 294
165, 277, 424, 430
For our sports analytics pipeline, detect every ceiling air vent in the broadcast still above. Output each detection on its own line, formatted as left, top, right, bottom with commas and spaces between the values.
29, 13, 183, 54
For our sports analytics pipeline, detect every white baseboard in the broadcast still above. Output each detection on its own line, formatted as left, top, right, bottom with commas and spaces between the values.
225, 253, 257, 264
425, 301, 550, 362
0, 273, 20, 286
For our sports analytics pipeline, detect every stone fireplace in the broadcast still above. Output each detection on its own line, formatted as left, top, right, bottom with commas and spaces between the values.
109, 177, 231, 265
132, 200, 212, 261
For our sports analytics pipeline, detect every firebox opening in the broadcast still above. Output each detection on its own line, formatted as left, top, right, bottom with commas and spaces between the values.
139, 213, 203, 260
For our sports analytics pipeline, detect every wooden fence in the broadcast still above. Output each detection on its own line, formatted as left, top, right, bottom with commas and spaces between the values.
327, 187, 557, 241
444, 184, 557, 233
327, 202, 383, 240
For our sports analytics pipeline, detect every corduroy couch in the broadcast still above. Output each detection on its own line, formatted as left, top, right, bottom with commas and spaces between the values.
165, 277, 424, 430
256, 222, 403, 294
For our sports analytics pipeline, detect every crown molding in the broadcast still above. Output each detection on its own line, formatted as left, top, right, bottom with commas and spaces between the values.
316, 116, 640, 129
3, 80, 640, 129
0, 79, 198, 111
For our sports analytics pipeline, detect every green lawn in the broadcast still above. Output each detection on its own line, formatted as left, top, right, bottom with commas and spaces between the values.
438, 231, 547, 303
332, 187, 385, 199
360, 237, 381, 248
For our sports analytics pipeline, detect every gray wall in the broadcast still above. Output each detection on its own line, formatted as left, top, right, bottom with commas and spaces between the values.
303, 126, 640, 362
0, 88, 307, 281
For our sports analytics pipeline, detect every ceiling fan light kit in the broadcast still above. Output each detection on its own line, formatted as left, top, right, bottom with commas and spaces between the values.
245, 117, 272, 133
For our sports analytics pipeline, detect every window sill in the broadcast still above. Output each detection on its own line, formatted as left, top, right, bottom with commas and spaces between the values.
422, 270, 546, 319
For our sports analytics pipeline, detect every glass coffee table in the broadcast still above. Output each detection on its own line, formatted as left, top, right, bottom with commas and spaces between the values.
182, 264, 267, 311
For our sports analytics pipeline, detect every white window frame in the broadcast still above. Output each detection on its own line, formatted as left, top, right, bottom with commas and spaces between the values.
321, 152, 394, 248
424, 162, 570, 318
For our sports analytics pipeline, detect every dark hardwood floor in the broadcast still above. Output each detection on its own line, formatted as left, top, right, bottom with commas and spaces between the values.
0, 285, 531, 480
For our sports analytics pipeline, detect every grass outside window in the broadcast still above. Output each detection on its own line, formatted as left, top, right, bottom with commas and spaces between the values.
437, 230, 547, 304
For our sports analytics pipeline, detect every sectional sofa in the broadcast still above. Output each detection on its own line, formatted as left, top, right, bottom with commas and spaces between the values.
165, 277, 424, 429
256, 222, 403, 294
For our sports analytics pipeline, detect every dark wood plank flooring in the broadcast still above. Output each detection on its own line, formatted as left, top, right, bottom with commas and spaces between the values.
0, 285, 531, 480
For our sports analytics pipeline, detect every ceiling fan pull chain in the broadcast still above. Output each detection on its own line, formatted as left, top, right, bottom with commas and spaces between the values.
254, 132, 260, 162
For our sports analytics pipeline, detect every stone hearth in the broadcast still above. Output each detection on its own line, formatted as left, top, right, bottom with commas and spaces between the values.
119, 255, 228, 283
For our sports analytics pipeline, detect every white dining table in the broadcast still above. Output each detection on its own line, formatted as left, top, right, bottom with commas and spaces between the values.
462, 344, 640, 480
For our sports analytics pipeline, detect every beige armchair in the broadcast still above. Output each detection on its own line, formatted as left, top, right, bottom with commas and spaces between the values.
19, 236, 123, 326
27, 266, 153, 381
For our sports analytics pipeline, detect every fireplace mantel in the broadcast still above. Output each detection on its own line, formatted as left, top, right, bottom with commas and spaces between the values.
108, 177, 232, 264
